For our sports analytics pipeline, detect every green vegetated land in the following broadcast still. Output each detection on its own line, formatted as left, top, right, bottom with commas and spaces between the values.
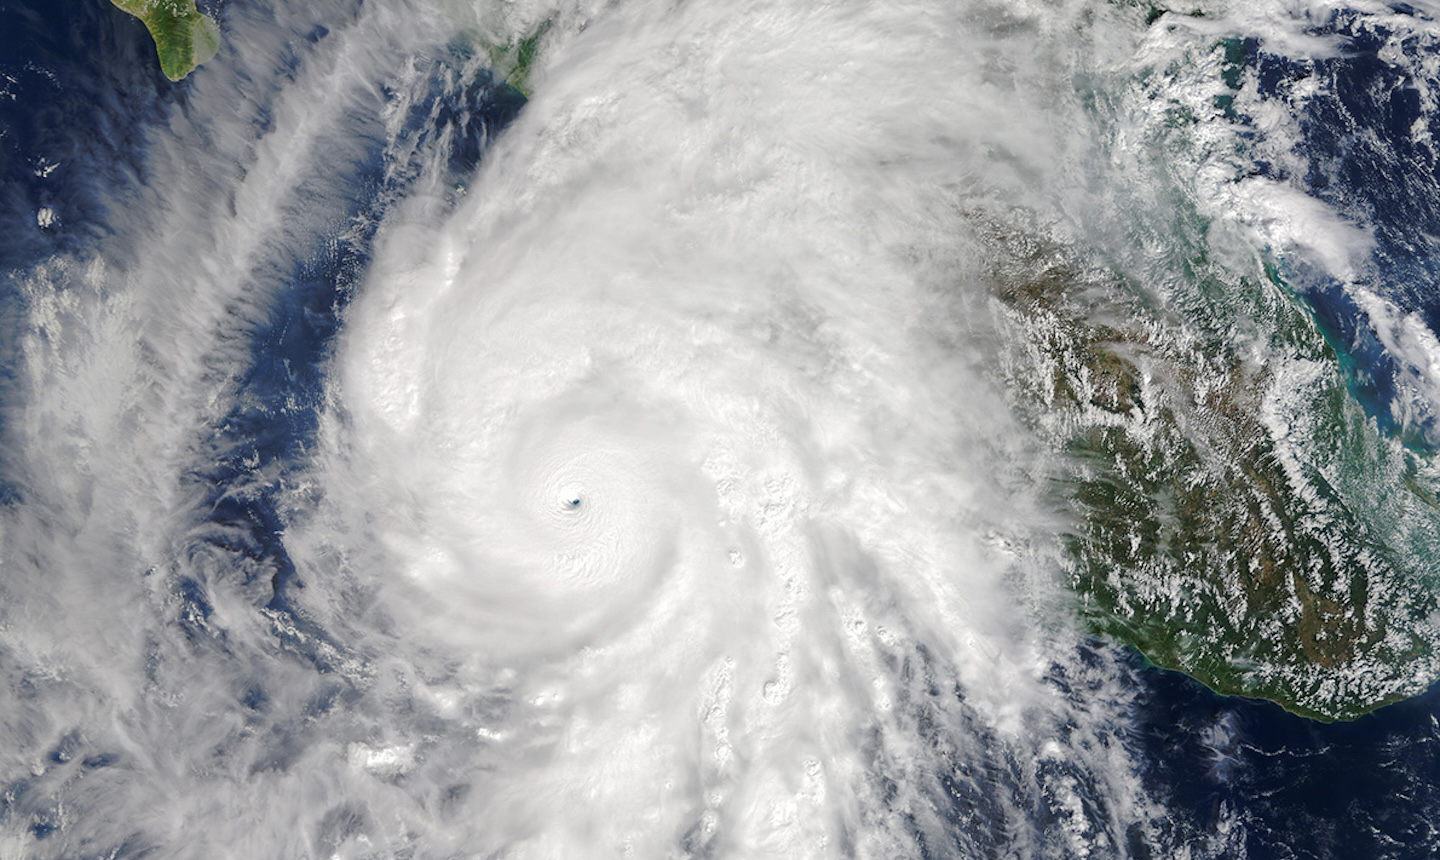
110, 0, 219, 81
976, 211, 1440, 721
482, 20, 551, 97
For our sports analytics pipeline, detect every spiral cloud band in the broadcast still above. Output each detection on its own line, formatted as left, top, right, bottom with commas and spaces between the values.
0, 0, 1221, 856
291, 1, 1153, 855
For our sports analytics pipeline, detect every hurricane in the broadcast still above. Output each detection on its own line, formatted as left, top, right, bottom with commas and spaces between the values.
6, 0, 1440, 857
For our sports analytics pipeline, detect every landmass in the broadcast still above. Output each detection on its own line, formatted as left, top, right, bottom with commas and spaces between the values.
975, 213, 1440, 722
959, 5, 1440, 723
110, 0, 219, 82
483, 20, 550, 97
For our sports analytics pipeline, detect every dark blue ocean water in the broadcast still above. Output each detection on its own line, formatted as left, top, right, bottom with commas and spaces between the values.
1133, 655, 1440, 858
1234, 5, 1440, 449
0, 0, 170, 508
2, 1, 1439, 857
0, 0, 523, 660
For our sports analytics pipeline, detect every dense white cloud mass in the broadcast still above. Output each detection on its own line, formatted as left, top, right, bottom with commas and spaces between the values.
292, 3, 1159, 856
12, 0, 1436, 856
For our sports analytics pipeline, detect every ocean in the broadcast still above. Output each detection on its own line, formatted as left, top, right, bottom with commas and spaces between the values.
2, 0, 1439, 856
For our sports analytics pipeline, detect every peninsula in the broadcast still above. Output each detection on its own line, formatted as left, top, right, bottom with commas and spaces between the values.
111, 0, 219, 81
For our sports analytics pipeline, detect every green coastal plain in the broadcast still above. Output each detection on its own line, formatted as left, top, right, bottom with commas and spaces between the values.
110, 0, 219, 81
